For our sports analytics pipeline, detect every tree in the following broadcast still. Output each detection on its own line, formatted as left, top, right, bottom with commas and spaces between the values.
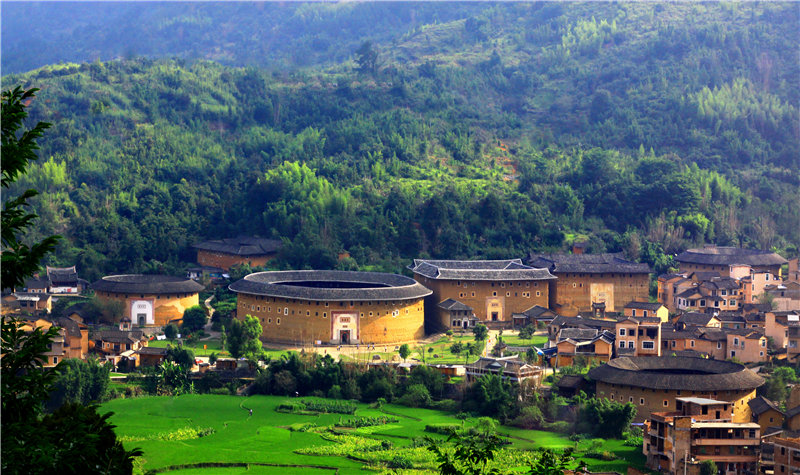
450, 341, 464, 354
226, 315, 262, 358
181, 305, 207, 333
164, 323, 178, 340
1, 86, 141, 472
47, 358, 110, 410
576, 397, 637, 438
472, 323, 488, 342
166, 345, 195, 371
699, 459, 717, 475
1, 87, 60, 290
355, 41, 379, 77
399, 343, 411, 362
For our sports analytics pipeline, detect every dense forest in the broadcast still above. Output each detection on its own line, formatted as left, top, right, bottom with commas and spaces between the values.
2, 2, 797, 282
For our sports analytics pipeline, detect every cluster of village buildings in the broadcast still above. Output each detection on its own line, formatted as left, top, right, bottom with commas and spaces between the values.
4, 238, 800, 475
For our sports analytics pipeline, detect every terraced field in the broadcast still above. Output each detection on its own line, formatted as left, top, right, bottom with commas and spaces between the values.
104, 394, 646, 474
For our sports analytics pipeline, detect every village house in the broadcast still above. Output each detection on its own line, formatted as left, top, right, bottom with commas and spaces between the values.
748, 395, 784, 433
11, 291, 52, 315
589, 356, 764, 423
464, 355, 543, 384
526, 246, 651, 316
673, 312, 722, 330
623, 301, 668, 322
24, 265, 87, 295
554, 328, 615, 367
409, 259, 555, 330
614, 316, 662, 357
644, 397, 760, 474
437, 298, 478, 330
136, 346, 168, 367
511, 304, 557, 328
192, 236, 282, 271
546, 314, 618, 345
675, 245, 787, 278
92, 274, 203, 327
660, 326, 768, 363
764, 281, 800, 312
772, 436, 800, 475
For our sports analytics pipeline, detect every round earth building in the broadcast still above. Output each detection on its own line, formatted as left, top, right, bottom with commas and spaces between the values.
587, 356, 764, 423
229, 270, 432, 345
92, 274, 204, 327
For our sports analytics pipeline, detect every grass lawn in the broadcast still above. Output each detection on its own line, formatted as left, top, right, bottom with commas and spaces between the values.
146, 339, 289, 359
500, 334, 548, 347
104, 394, 648, 474
412, 335, 483, 365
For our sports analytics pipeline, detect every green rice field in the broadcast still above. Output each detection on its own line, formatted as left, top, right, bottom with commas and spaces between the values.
103, 394, 646, 474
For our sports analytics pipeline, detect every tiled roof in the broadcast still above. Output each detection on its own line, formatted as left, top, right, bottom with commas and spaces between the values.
526, 252, 651, 274
624, 301, 664, 311
558, 328, 599, 341
749, 396, 783, 416
438, 298, 473, 311
97, 330, 143, 344
192, 236, 282, 256
136, 346, 168, 356
409, 259, 555, 281
47, 265, 78, 282
92, 274, 204, 295
677, 312, 717, 326
588, 356, 764, 391
230, 270, 432, 301
677, 247, 787, 267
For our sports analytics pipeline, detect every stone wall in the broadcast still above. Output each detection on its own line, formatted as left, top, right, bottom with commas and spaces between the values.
236, 294, 425, 345
551, 272, 650, 316
413, 276, 550, 330
197, 249, 274, 270
95, 290, 199, 326
596, 381, 756, 423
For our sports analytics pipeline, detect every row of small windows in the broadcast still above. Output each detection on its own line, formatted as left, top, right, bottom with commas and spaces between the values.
241, 296, 415, 308
459, 291, 541, 298
455, 281, 539, 288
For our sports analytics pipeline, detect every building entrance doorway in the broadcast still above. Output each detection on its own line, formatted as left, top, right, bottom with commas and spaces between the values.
340, 330, 351, 344
491, 312, 499, 321
463, 321, 468, 329
137, 314, 146, 326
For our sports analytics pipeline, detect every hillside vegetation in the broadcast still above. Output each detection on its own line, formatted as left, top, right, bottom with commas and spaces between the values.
1, 2, 797, 280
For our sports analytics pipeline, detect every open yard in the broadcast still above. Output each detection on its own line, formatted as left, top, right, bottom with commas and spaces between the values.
500, 333, 548, 348
146, 339, 289, 359
103, 394, 646, 474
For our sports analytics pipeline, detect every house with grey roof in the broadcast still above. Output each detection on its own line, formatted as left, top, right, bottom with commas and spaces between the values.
193, 236, 282, 271
409, 259, 555, 331
525, 252, 650, 316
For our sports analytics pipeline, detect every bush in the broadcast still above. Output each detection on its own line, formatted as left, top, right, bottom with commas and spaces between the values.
208, 387, 231, 395
542, 421, 572, 434
387, 455, 414, 469
429, 399, 459, 413
396, 384, 431, 408
327, 385, 342, 399
424, 423, 460, 435
511, 405, 544, 429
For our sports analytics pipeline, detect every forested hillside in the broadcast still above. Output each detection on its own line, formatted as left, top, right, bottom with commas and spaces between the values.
2, 2, 797, 281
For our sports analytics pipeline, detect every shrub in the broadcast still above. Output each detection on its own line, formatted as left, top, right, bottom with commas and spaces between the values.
396, 384, 431, 408
209, 387, 231, 395
542, 421, 572, 434
511, 405, 544, 429
387, 455, 414, 469
424, 423, 459, 435
327, 385, 342, 399
429, 399, 459, 413
335, 416, 398, 428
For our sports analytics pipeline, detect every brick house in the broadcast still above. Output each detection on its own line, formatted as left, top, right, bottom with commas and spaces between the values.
193, 236, 282, 271
409, 259, 555, 330
526, 251, 650, 316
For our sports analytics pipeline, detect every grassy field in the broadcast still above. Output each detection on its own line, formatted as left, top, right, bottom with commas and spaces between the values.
103, 394, 646, 474
146, 339, 289, 359
500, 334, 548, 347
